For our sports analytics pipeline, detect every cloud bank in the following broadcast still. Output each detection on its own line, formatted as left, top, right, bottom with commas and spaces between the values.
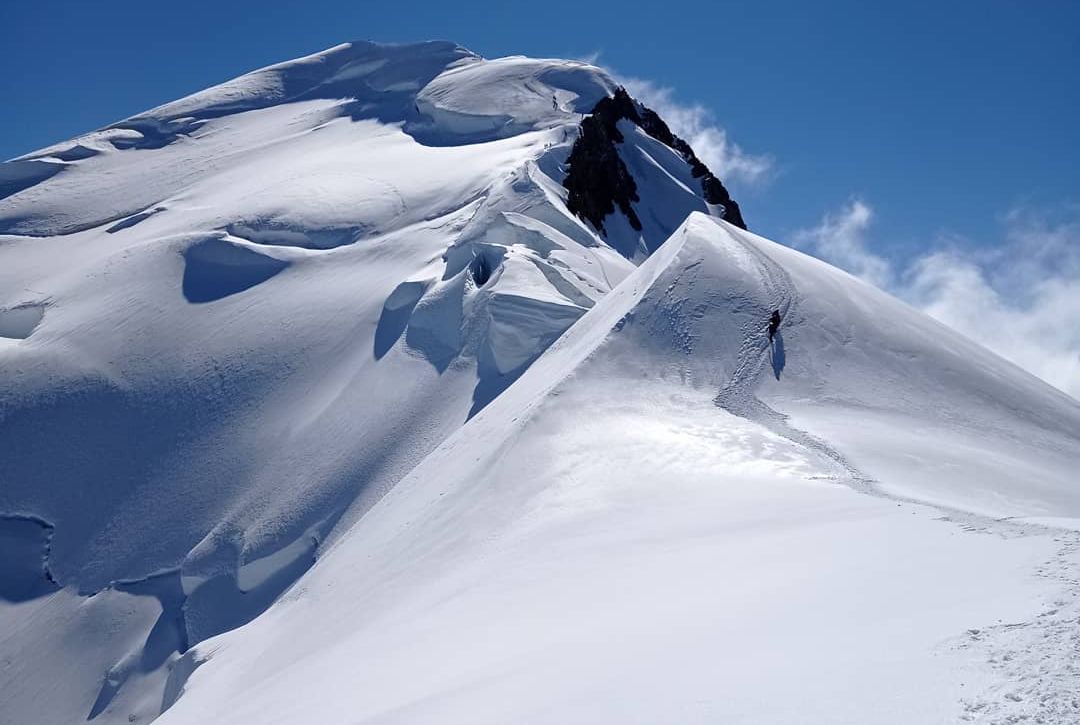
794, 200, 1080, 399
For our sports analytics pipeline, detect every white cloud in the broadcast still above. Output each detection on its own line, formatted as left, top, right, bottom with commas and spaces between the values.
795, 201, 1080, 399
615, 76, 773, 188
791, 198, 892, 289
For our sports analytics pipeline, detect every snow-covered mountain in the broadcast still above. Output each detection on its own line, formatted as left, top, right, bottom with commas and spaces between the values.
2, 41, 1078, 725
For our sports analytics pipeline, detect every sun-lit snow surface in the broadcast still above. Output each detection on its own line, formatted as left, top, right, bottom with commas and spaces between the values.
0, 40, 720, 724
3, 41, 1080, 725
149, 215, 1080, 725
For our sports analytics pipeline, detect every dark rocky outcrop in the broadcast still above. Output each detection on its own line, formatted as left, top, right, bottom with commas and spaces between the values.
562, 91, 643, 235
563, 87, 746, 236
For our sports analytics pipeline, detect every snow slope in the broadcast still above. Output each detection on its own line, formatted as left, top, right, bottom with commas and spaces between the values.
3, 41, 1080, 725
157, 215, 1080, 724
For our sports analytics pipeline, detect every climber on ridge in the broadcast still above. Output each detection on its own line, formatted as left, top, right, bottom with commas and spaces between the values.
768, 310, 782, 342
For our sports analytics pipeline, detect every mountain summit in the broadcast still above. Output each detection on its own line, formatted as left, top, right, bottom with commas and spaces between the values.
2, 41, 1079, 725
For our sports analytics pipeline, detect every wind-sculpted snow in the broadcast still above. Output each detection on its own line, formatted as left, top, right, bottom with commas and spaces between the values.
0, 514, 57, 602
0, 302, 45, 339
181, 235, 291, 303
99, 41, 478, 151
3, 40, 1079, 725
408, 56, 613, 144
0, 158, 64, 201
0, 41, 735, 724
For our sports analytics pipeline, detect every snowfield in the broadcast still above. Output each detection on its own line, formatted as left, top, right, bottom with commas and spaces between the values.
2, 41, 1079, 725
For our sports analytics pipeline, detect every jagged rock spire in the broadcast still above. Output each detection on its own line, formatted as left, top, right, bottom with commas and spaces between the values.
563, 87, 746, 238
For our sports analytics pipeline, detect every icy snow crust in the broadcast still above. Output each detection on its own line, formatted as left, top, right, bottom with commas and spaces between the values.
2, 42, 1080, 725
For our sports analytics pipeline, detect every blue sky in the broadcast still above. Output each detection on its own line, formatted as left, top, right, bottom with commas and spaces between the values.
2, 0, 1078, 392
1, 0, 1076, 243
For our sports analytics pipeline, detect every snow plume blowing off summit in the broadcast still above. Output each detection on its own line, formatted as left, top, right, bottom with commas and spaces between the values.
2, 41, 1080, 725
